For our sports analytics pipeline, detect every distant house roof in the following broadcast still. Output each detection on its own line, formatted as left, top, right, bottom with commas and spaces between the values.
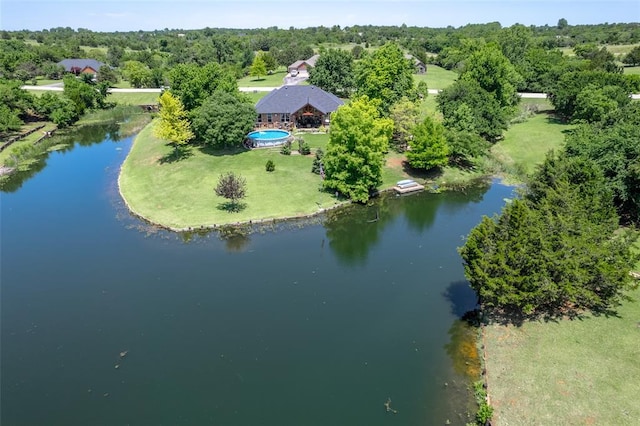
288, 59, 306, 70
58, 59, 105, 73
255, 85, 343, 115
288, 54, 320, 71
404, 54, 425, 67
404, 54, 426, 73
305, 54, 320, 67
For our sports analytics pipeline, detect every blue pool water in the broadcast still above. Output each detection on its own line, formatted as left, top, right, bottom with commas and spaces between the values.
247, 129, 290, 147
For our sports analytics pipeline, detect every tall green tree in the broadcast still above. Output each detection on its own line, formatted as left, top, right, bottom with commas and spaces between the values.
460, 42, 522, 110
497, 24, 532, 69
154, 91, 194, 150
168, 62, 237, 111
0, 103, 22, 132
564, 103, 640, 223
34, 92, 79, 127
549, 71, 640, 120
308, 48, 354, 98
406, 116, 450, 170
62, 74, 104, 115
96, 65, 118, 85
623, 45, 640, 66
322, 96, 393, 202
122, 60, 152, 88
460, 153, 638, 317
354, 42, 415, 114
191, 91, 256, 148
389, 97, 421, 152
437, 79, 509, 141
249, 55, 267, 80
257, 51, 277, 73
573, 83, 630, 123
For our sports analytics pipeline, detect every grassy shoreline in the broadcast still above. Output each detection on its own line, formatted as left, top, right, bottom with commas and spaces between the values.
119, 122, 376, 230
482, 284, 640, 425
117, 97, 569, 231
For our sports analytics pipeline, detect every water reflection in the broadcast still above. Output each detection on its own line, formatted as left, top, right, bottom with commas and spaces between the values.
324, 182, 492, 267
1, 121, 516, 425
323, 198, 396, 266
0, 122, 122, 193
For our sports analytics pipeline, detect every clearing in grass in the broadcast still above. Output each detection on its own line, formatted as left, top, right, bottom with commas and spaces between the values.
414, 64, 458, 90
490, 101, 574, 179
236, 68, 288, 87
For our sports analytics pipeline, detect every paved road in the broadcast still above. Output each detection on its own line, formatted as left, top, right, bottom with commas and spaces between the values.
21, 84, 640, 99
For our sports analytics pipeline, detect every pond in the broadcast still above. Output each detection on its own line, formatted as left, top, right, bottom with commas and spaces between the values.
0, 123, 514, 425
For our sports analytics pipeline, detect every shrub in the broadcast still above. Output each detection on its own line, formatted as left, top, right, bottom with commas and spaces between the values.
312, 148, 324, 174
265, 159, 275, 172
298, 138, 311, 155
473, 380, 494, 426
280, 140, 291, 155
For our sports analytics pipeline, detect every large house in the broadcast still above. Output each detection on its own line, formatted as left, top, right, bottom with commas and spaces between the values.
287, 54, 320, 76
57, 59, 105, 76
255, 85, 343, 129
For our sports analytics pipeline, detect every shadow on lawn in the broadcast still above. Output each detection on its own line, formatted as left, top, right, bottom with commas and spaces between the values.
198, 144, 247, 157
217, 201, 247, 213
398, 159, 444, 181
476, 301, 622, 327
159, 145, 193, 164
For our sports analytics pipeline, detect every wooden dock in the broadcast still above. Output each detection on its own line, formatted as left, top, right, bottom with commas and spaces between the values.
393, 179, 425, 194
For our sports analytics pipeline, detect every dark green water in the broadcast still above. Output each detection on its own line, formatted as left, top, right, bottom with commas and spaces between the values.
1, 124, 514, 425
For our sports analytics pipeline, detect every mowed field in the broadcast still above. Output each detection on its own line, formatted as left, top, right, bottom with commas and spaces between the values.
491, 99, 574, 177
484, 281, 640, 425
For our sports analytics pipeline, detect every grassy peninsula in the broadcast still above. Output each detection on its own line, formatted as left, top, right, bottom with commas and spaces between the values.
119, 121, 412, 229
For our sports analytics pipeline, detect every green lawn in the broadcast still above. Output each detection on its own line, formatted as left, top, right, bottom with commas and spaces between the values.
34, 77, 61, 86
624, 66, 640, 75
560, 43, 639, 58
24, 88, 160, 106
414, 64, 458, 90
119, 122, 340, 229
119, 121, 420, 229
111, 80, 134, 89
491, 102, 573, 178
605, 43, 640, 56
107, 91, 160, 105
236, 68, 288, 87
241, 90, 271, 104
484, 284, 640, 425
0, 122, 56, 166
316, 42, 376, 54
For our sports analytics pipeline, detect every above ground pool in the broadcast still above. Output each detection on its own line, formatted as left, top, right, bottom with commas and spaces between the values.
247, 129, 291, 147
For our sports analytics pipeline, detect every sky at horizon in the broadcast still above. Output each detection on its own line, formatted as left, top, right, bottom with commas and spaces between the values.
1, 0, 638, 32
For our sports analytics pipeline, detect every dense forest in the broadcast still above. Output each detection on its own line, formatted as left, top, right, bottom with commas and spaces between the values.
1, 20, 639, 132
1, 20, 639, 84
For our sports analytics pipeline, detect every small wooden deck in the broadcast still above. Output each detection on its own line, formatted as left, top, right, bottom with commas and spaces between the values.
393, 179, 425, 194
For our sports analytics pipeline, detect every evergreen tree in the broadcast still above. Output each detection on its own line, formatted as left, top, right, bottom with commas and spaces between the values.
460, 153, 638, 317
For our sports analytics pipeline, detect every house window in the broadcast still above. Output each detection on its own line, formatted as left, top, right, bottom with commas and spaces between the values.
267, 113, 272, 123
257, 114, 262, 123
283, 113, 290, 123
